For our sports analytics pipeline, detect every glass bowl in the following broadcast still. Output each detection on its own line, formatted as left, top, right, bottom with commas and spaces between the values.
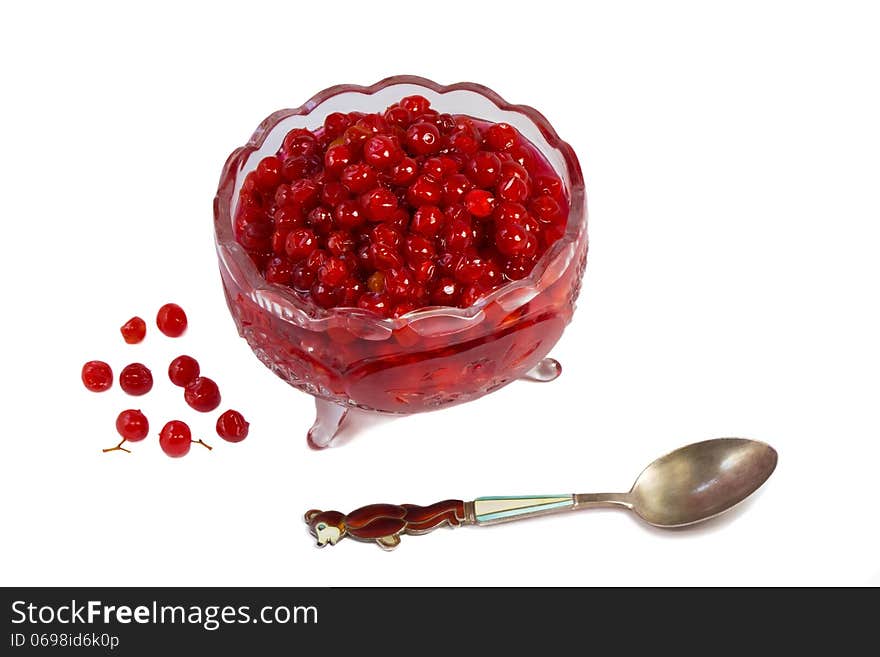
213, 75, 588, 448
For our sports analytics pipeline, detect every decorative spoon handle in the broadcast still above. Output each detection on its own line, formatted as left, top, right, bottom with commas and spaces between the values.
304, 494, 631, 550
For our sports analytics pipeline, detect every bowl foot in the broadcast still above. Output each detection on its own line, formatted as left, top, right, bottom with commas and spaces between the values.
307, 398, 350, 450
521, 357, 562, 383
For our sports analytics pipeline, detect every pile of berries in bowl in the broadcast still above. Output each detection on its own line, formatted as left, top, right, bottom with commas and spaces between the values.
214, 76, 587, 448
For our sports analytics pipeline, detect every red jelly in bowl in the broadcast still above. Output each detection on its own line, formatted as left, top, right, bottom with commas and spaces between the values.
214, 76, 588, 448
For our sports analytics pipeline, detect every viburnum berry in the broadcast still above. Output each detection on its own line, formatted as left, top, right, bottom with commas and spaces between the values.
159, 420, 212, 458
168, 355, 200, 387
82, 361, 113, 392
216, 410, 250, 443
156, 303, 187, 338
232, 96, 568, 313
119, 363, 153, 396
184, 377, 221, 413
102, 409, 150, 454
120, 316, 146, 344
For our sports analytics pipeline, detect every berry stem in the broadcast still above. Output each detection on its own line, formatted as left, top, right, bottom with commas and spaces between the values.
102, 439, 131, 454
192, 438, 213, 451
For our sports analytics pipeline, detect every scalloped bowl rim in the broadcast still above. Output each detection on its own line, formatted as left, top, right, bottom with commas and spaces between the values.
213, 74, 587, 330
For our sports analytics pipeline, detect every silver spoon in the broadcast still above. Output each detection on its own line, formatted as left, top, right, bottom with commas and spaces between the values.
304, 438, 778, 549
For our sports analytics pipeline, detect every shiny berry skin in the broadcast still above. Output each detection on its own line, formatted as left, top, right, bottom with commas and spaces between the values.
466, 151, 501, 187
159, 420, 192, 458
363, 135, 403, 169
216, 410, 249, 443
120, 316, 146, 344
406, 175, 443, 206
323, 112, 351, 138
310, 281, 343, 308
465, 189, 496, 218
285, 228, 318, 260
265, 256, 296, 285
184, 376, 221, 413
430, 277, 461, 305
400, 95, 430, 115
168, 355, 200, 387
410, 205, 445, 237
318, 257, 348, 286
405, 122, 442, 155
362, 188, 398, 222
82, 360, 113, 392
324, 144, 353, 177
531, 195, 563, 224
116, 409, 149, 442
389, 157, 418, 185
495, 220, 529, 256
326, 230, 355, 256
357, 292, 393, 317
340, 163, 378, 194
156, 303, 187, 338
254, 156, 282, 190
485, 122, 517, 151
384, 106, 411, 128
119, 363, 153, 396
442, 173, 473, 205
334, 199, 366, 230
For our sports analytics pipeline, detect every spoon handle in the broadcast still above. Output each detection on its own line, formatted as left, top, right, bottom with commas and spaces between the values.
304, 493, 631, 550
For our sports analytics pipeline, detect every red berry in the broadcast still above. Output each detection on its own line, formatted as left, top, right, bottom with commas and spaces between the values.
324, 144, 353, 177
334, 199, 366, 230
116, 409, 149, 442
442, 173, 473, 205
389, 157, 418, 185
216, 410, 249, 443
274, 205, 304, 232
119, 363, 153, 396
168, 355, 200, 387
495, 220, 529, 256
363, 135, 403, 169
285, 228, 318, 261
485, 122, 517, 151
254, 156, 282, 190
465, 189, 496, 218
310, 281, 343, 308
405, 122, 442, 155
323, 112, 351, 138
308, 206, 335, 236
410, 205, 445, 237
159, 420, 193, 458
406, 175, 443, 206
156, 303, 187, 338
357, 292, 393, 317
466, 151, 502, 187
120, 316, 146, 344
362, 188, 398, 222
318, 257, 348, 286
340, 163, 378, 194
430, 277, 461, 306
82, 360, 113, 392
282, 131, 318, 159
326, 230, 355, 256
384, 106, 411, 128
265, 256, 296, 285
400, 95, 431, 115
184, 376, 221, 413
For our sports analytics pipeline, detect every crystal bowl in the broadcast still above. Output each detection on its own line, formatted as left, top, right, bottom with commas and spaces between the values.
213, 75, 588, 448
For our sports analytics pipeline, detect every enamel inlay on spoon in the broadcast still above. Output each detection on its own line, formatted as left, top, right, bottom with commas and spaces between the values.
304, 438, 779, 550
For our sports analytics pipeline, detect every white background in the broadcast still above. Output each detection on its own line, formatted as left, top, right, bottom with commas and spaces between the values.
1, 0, 878, 586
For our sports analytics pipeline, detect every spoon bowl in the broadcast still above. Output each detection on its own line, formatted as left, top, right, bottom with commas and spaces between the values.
628, 438, 778, 527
